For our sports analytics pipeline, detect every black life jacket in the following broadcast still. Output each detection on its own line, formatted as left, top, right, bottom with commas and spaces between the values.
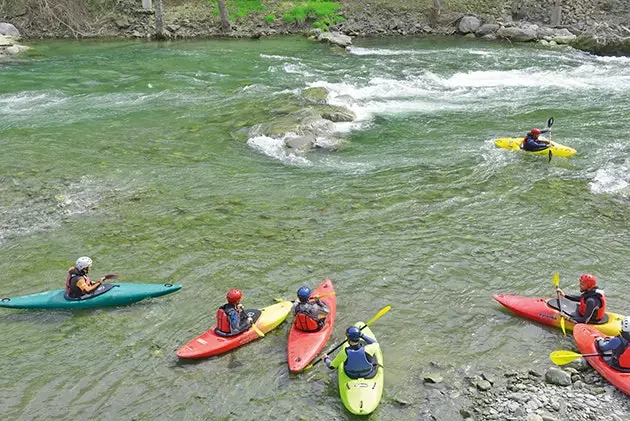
65, 266, 88, 299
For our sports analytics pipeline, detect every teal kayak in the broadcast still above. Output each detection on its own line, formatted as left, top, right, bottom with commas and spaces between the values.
0, 283, 181, 310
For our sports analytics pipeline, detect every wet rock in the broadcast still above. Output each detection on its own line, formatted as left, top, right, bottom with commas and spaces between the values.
300, 87, 329, 104
475, 379, 492, 391
527, 415, 543, 421
459, 408, 472, 418
476, 24, 499, 37
0, 22, 20, 39
497, 26, 537, 42
545, 368, 572, 386
423, 373, 443, 384
317, 105, 356, 122
317, 31, 352, 48
284, 134, 315, 152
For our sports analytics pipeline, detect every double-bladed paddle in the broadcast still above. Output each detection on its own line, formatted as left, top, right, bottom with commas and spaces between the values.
550, 349, 611, 366
302, 305, 391, 371
552, 272, 567, 336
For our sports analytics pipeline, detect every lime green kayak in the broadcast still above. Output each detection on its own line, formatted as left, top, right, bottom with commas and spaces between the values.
338, 322, 384, 415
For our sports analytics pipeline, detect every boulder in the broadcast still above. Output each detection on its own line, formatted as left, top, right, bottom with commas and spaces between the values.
553, 34, 577, 44
300, 87, 329, 104
459, 16, 482, 34
317, 31, 352, 48
0, 35, 13, 46
497, 26, 538, 42
0, 22, 20, 39
476, 24, 499, 37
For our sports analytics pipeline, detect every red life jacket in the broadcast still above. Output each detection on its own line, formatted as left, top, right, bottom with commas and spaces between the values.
215, 308, 231, 334
294, 313, 320, 332
618, 348, 630, 369
579, 289, 606, 321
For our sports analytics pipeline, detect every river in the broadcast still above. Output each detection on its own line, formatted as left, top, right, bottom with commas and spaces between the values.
1, 36, 630, 420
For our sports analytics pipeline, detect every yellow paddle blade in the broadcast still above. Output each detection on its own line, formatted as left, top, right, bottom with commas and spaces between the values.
552, 272, 560, 287
549, 350, 583, 366
560, 316, 567, 336
366, 305, 392, 327
251, 323, 265, 338
315, 291, 336, 298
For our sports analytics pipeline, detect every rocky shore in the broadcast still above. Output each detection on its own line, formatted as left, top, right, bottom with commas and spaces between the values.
0, 22, 29, 59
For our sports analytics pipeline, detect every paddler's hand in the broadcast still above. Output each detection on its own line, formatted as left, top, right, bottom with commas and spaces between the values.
556, 288, 565, 297
99, 276, 106, 283
247, 317, 253, 324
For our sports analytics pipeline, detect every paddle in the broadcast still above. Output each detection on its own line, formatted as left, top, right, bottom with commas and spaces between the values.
251, 322, 265, 338
274, 291, 336, 302
101, 274, 120, 281
546, 117, 554, 162
553, 272, 567, 336
550, 349, 611, 366
302, 305, 391, 371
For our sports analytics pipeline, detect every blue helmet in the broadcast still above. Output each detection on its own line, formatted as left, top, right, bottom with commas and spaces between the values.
346, 326, 361, 341
297, 286, 311, 303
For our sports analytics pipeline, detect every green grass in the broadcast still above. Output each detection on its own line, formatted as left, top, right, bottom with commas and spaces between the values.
281, 1, 343, 30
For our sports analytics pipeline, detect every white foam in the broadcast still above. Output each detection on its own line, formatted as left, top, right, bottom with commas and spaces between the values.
246, 135, 313, 166
590, 164, 630, 196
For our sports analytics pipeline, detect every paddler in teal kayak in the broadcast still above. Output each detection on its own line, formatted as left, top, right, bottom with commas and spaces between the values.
215, 289, 254, 337
65, 256, 104, 299
557, 274, 607, 323
292, 286, 330, 332
596, 316, 630, 369
323, 326, 378, 379
521, 127, 551, 151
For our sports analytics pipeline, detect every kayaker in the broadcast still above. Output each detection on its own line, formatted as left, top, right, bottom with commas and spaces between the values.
65, 256, 104, 299
292, 286, 330, 332
557, 273, 607, 323
323, 326, 378, 379
521, 127, 551, 151
215, 289, 253, 337
596, 316, 630, 369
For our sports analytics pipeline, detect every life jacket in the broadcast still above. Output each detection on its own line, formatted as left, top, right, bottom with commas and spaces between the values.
579, 289, 606, 321
294, 312, 320, 332
215, 304, 248, 336
65, 266, 88, 298
344, 344, 374, 379
612, 334, 630, 369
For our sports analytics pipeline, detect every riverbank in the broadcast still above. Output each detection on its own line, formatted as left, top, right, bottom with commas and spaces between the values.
1, 1, 630, 56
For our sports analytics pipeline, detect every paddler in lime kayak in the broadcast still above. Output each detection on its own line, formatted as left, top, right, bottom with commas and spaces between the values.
596, 317, 630, 370
323, 326, 378, 379
521, 127, 551, 151
292, 286, 330, 332
215, 289, 254, 337
557, 274, 607, 324
65, 256, 105, 299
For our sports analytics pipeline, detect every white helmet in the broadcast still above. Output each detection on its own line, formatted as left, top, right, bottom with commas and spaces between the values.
75, 256, 93, 271
622, 317, 630, 334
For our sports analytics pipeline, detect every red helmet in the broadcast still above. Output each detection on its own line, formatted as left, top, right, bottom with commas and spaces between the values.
226, 289, 243, 305
579, 274, 597, 291
531, 128, 541, 136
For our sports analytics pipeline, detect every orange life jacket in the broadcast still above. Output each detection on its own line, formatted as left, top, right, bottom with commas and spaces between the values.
578, 289, 606, 321
294, 313, 320, 332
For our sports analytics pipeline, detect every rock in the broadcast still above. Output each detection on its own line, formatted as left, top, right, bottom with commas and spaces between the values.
0, 22, 20, 39
459, 16, 482, 34
496, 26, 537, 42
475, 379, 492, 391
553, 34, 577, 44
0, 35, 13, 46
527, 415, 543, 421
317, 31, 352, 47
541, 415, 559, 421
464, 33, 476, 38
284, 134, 315, 152
545, 368, 572, 386
300, 87, 329, 104
5, 45, 20, 55
317, 105, 356, 122
459, 408, 473, 418
423, 373, 444, 384
537, 26, 556, 38
481, 34, 497, 41
476, 24, 499, 36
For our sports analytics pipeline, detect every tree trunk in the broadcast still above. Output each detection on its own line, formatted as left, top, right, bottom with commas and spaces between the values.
550, 0, 562, 26
217, 0, 230, 33
154, 0, 165, 39
430, 0, 440, 27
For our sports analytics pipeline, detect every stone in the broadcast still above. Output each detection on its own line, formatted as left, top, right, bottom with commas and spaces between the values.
476, 24, 499, 36
541, 415, 559, 421
475, 379, 492, 391
300, 87, 329, 104
459, 16, 482, 34
553, 35, 577, 44
284, 134, 315, 152
545, 368, 572, 386
317, 31, 352, 47
0, 22, 20, 39
527, 415, 543, 421
459, 408, 472, 418
496, 26, 537, 42
0, 35, 13, 46
423, 374, 444, 384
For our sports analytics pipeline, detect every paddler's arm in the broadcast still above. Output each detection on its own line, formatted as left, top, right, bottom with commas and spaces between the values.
597, 337, 621, 352
361, 334, 376, 345
77, 278, 101, 294
324, 351, 346, 369
582, 297, 600, 324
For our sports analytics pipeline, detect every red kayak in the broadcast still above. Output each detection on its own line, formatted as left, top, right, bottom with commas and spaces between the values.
493, 294, 623, 336
573, 324, 630, 395
177, 300, 292, 359
287, 279, 337, 373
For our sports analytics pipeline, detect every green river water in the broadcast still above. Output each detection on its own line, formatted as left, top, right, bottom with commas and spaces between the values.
1, 36, 630, 420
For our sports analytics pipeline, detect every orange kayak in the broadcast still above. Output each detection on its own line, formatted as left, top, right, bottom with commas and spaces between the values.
573, 324, 630, 395
287, 279, 337, 373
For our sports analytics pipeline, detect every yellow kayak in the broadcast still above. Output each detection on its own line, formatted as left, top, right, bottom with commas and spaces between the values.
494, 137, 576, 158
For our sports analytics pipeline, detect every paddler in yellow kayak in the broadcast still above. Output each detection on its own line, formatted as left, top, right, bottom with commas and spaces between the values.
557, 274, 607, 324
323, 326, 378, 379
521, 127, 551, 152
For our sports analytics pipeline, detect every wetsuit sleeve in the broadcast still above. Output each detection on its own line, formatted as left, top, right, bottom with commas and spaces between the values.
599, 337, 622, 352
328, 350, 347, 369
316, 300, 330, 314
564, 294, 580, 302
361, 334, 376, 345
77, 278, 100, 293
